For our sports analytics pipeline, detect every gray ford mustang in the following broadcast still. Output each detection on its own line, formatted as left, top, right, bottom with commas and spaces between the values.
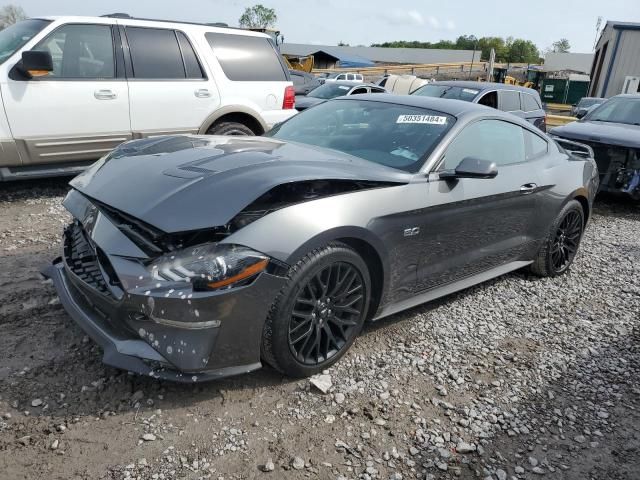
44, 95, 598, 382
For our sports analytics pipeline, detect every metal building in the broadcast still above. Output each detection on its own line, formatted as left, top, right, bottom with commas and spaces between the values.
589, 21, 640, 97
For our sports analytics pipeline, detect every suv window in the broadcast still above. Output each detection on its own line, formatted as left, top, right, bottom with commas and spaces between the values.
176, 31, 205, 79
205, 32, 286, 81
441, 120, 525, 170
35, 24, 114, 78
126, 27, 185, 79
499, 90, 521, 112
521, 93, 540, 112
478, 91, 497, 108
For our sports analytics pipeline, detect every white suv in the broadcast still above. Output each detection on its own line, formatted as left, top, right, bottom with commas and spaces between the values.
0, 15, 296, 180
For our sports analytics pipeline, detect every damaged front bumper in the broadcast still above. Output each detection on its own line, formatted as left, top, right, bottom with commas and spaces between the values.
43, 211, 286, 383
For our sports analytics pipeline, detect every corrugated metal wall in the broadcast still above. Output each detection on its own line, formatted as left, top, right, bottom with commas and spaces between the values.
606, 30, 640, 96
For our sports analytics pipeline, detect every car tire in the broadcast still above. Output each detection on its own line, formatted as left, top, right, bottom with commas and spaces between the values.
261, 243, 371, 378
530, 200, 584, 277
207, 121, 255, 136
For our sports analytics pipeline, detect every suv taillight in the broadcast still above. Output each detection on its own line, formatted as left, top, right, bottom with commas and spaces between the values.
283, 85, 295, 110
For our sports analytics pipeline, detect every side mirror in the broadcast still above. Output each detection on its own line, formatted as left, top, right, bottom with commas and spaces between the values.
20, 50, 53, 78
440, 156, 498, 180
575, 110, 587, 119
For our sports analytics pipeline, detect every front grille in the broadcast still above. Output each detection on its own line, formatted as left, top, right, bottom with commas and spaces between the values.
64, 222, 115, 298
579, 141, 629, 177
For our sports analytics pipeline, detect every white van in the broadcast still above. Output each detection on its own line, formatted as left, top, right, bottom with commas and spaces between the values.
0, 14, 296, 180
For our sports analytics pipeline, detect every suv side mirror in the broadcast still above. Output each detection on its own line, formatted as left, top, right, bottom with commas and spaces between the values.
440, 157, 498, 180
575, 109, 587, 119
20, 50, 53, 78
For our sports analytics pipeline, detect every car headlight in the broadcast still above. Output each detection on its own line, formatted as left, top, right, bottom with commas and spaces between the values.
148, 243, 269, 291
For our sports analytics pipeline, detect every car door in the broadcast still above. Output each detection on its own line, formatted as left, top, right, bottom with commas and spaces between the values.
1, 22, 131, 165
415, 119, 541, 291
122, 25, 220, 137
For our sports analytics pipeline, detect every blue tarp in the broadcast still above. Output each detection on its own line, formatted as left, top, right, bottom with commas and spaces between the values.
312, 49, 375, 68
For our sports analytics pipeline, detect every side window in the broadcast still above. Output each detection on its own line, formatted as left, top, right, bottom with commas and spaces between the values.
206, 32, 286, 81
347, 74, 355, 81
370, 87, 385, 93
34, 24, 114, 78
126, 27, 185, 79
350, 87, 368, 95
522, 93, 541, 112
524, 130, 548, 160
176, 31, 205, 79
336, 74, 346, 80
477, 91, 497, 109
291, 73, 304, 85
441, 120, 526, 170
499, 90, 521, 111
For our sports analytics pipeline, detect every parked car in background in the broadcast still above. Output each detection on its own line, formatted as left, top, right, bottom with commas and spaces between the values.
319, 72, 364, 84
0, 15, 296, 181
295, 81, 386, 110
44, 94, 597, 381
412, 81, 547, 131
290, 69, 320, 95
551, 94, 640, 199
570, 97, 606, 118
376, 74, 429, 94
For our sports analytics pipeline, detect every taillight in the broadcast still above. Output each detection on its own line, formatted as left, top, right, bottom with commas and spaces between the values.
283, 85, 295, 110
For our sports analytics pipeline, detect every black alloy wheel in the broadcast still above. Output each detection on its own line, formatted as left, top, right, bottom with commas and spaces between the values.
261, 243, 371, 377
551, 210, 583, 274
288, 262, 365, 365
530, 199, 585, 277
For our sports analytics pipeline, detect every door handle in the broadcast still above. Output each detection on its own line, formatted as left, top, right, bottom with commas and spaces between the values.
94, 89, 117, 100
194, 88, 211, 98
520, 183, 538, 194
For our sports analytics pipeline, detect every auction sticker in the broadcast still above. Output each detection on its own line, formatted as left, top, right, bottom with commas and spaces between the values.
397, 114, 448, 125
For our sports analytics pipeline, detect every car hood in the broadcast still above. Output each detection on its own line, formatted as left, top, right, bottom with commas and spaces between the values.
70, 135, 410, 233
551, 120, 640, 148
295, 96, 326, 110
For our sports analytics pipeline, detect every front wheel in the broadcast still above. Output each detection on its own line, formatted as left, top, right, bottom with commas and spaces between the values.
206, 121, 255, 136
530, 200, 585, 277
261, 243, 371, 377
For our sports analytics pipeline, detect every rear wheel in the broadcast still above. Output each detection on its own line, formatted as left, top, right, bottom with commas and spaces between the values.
207, 121, 255, 136
530, 200, 584, 277
261, 243, 370, 377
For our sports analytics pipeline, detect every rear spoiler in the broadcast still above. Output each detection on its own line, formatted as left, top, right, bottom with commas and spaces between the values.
551, 136, 595, 160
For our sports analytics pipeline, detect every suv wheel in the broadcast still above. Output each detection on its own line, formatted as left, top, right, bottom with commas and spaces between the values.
207, 121, 255, 136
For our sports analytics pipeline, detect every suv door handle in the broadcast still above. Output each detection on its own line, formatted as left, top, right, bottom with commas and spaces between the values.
194, 88, 211, 98
94, 89, 117, 100
520, 183, 538, 194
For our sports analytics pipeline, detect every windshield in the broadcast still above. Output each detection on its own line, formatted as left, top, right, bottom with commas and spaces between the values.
578, 98, 602, 108
586, 97, 640, 126
412, 84, 480, 102
308, 83, 353, 99
266, 99, 455, 172
0, 19, 51, 65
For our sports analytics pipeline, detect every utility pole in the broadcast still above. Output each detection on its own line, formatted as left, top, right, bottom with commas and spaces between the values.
468, 38, 478, 79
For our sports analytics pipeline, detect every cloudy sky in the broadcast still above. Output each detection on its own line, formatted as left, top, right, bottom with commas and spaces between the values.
16, 0, 638, 53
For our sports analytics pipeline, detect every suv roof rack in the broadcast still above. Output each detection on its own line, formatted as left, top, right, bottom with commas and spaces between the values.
100, 13, 236, 29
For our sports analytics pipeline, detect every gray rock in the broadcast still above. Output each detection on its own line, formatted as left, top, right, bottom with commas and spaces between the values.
31, 399, 43, 407
334, 392, 346, 404
457, 441, 476, 453
141, 433, 156, 442
496, 469, 507, 480
310, 374, 332, 394
261, 458, 275, 472
291, 456, 305, 470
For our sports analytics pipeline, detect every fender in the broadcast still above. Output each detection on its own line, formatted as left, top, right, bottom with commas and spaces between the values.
198, 105, 267, 134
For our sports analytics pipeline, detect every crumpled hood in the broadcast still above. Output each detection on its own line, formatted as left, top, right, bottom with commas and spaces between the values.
70, 135, 410, 233
551, 120, 640, 149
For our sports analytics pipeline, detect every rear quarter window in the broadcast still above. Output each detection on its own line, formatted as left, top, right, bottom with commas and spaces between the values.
206, 32, 286, 81
522, 93, 541, 112
499, 90, 521, 112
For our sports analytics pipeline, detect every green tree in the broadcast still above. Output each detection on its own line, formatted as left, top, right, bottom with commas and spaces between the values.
455, 35, 478, 50
238, 4, 277, 29
551, 38, 571, 53
477, 36, 506, 61
0, 4, 26, 29
505, 38, 539, 63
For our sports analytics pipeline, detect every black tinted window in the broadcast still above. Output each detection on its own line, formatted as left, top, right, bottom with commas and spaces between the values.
35, 24, 114, 78
442, 120, 525, 169
524, 130, 548, 160
500, 90, 521, 111
206, 32, 286, 81
126, 27, 184, 79
414, 84, 479, 102
176, 31, 204, 79
522, 93, 540, 112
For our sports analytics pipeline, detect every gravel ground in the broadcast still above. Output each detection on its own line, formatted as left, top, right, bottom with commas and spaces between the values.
0, 178, 638, 480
